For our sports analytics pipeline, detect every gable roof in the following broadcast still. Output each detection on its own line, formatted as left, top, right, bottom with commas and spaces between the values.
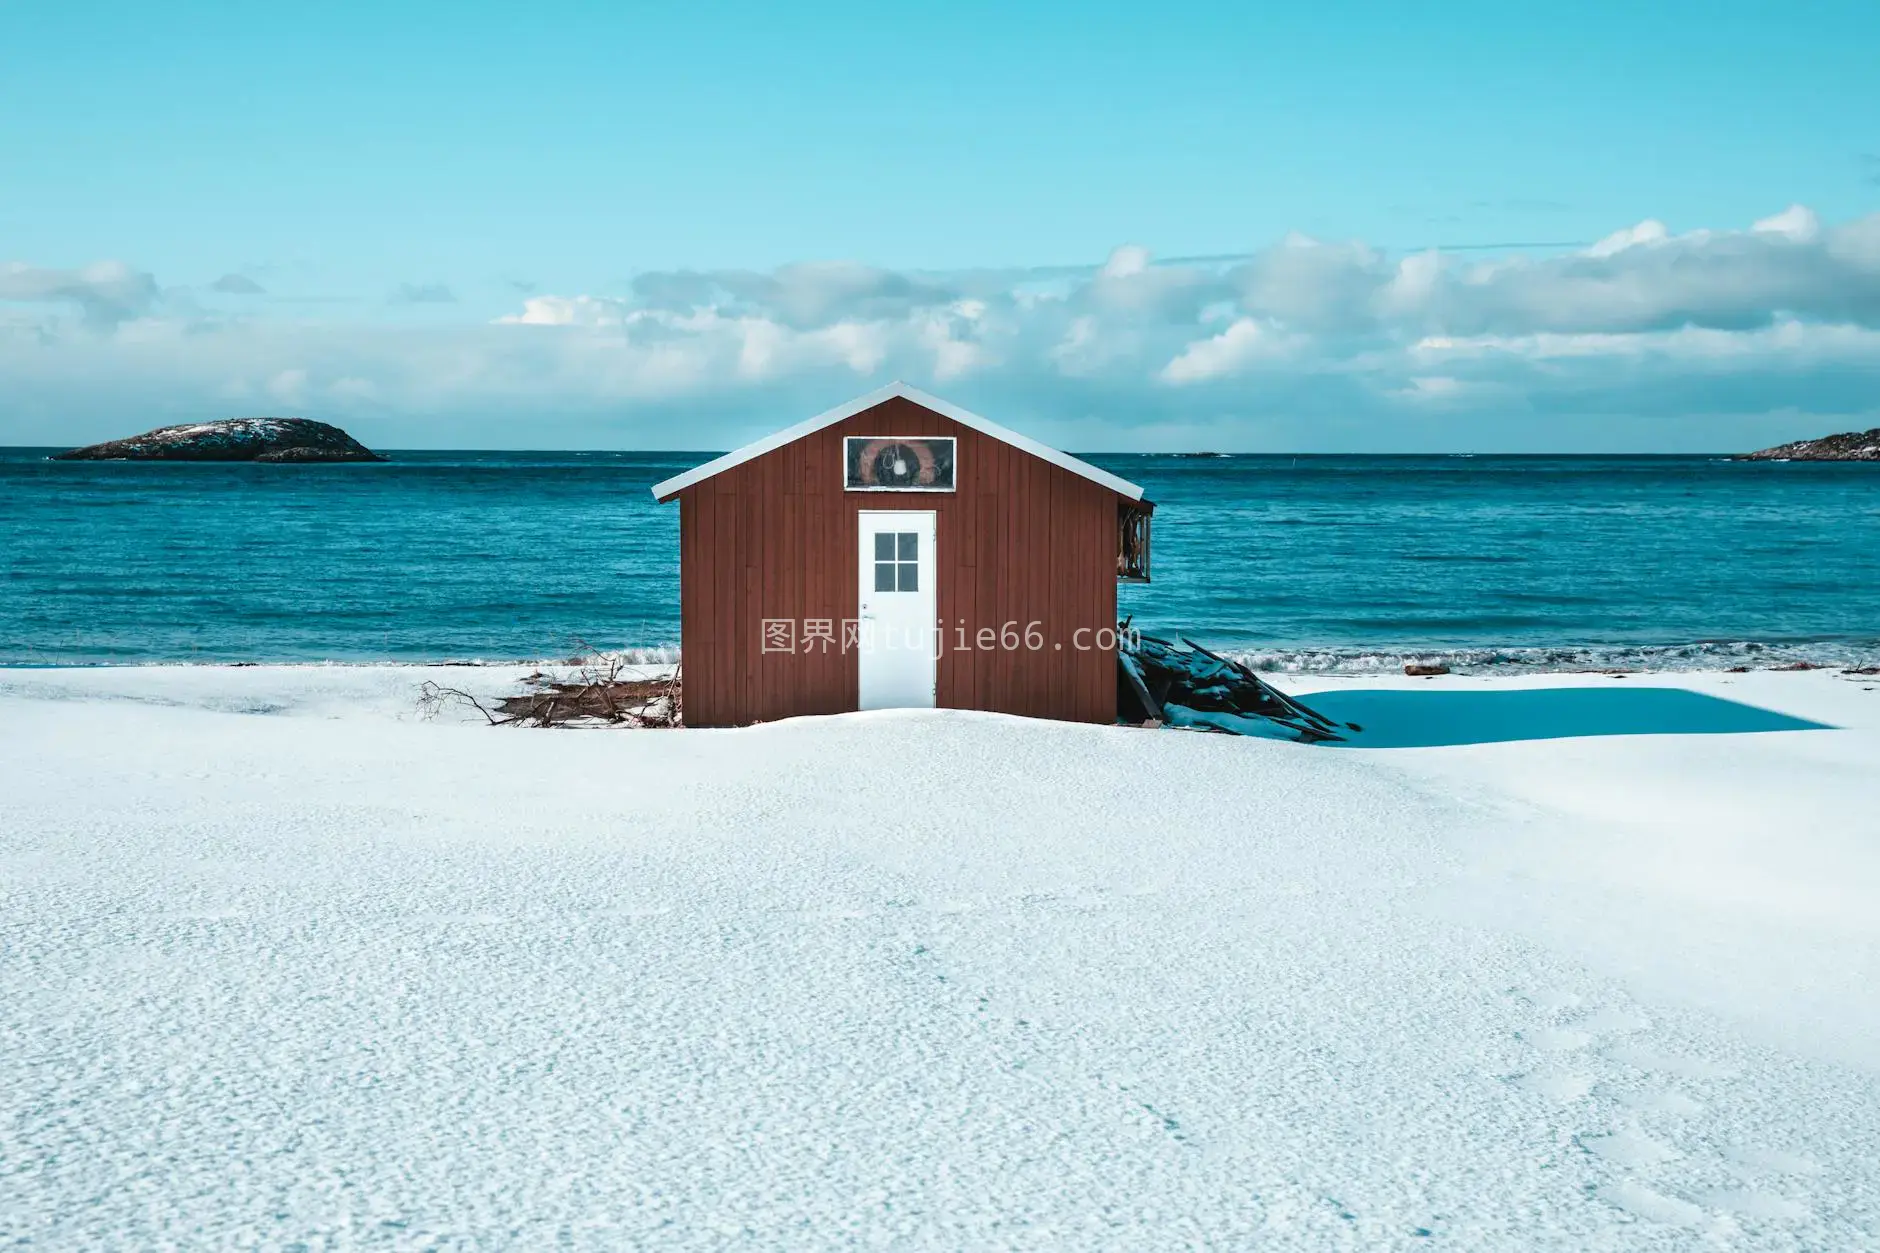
649, 381, 1146, 503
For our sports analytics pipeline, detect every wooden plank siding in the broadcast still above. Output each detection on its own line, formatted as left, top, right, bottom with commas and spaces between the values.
675, 395, 1122, 727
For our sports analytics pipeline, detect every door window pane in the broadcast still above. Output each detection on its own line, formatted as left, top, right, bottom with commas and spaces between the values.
868, 528, 923, 593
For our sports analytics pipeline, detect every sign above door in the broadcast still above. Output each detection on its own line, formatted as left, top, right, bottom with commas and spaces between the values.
844, 436, 956, 491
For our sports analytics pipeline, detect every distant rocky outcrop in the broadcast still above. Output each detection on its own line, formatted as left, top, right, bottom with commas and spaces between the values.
1739, 428, 1880, 462
52, 418, 386, 463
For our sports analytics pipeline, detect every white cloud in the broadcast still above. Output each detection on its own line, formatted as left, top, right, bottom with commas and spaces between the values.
1415, 318, 1880, 363
7, 205, 1880, 449
495, 295, 628, 326
1162, 319, 1291, 383
1753, 204, 1820, 241
730, 312, 890, 380
1080, 245, 1221, 321
1586, 219, 1670, 258
915, 302, 989, 380
0, 260, 159, 326
630, 261, 957, 330
1376, 251, 1443, 320
1100, 244, 1151, 279
1358, 211, 1880, 335
1231, 235, 1395, 333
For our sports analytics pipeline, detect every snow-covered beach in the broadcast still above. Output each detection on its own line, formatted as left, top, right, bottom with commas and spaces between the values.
3, 665, 1878, 1248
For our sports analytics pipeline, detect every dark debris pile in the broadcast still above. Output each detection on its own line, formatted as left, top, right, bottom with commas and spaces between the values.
1120, 632, 1356, 743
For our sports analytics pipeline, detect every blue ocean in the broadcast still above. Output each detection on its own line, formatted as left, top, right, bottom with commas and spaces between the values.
3, 448, 1876, 671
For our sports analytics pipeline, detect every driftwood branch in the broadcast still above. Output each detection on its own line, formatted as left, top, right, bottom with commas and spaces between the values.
417, 681, 505, 725
420, 646, 683, 728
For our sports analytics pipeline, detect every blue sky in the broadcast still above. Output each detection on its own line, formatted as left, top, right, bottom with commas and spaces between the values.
3, 1, 1878, 451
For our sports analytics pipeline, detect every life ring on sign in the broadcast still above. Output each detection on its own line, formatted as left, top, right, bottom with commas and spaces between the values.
853, 438, 937, 488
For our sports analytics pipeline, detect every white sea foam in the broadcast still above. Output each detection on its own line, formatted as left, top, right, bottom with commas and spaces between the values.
1224, 638, 1880, 675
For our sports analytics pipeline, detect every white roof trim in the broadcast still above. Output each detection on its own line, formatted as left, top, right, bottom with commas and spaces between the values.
650, 381, 1146, 502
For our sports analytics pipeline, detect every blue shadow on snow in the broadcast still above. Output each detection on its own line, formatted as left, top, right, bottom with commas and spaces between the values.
1305, 686, 1833, 749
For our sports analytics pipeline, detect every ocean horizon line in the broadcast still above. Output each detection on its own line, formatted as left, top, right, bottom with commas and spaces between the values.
0, 445, 1834, 460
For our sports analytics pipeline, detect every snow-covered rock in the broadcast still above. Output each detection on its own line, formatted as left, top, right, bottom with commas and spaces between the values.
1739, 428, 1880, 461
51, 417, 385, 462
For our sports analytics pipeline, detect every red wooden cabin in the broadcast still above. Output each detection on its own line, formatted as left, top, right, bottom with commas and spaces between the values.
652, 383, 1153, 727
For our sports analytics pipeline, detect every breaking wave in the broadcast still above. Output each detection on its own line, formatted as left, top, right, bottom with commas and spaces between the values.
1220, 639, 1880, 675
592, 638, 1878, 677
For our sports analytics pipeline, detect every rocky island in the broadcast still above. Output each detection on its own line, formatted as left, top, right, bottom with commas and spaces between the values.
53, 418, 386, 463
1739, 428, 1880, 461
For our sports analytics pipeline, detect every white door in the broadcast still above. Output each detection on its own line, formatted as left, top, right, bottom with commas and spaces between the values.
857, 511, 937, 710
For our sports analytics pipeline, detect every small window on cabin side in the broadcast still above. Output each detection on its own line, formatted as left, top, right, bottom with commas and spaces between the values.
1118, 502, 1152, 583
